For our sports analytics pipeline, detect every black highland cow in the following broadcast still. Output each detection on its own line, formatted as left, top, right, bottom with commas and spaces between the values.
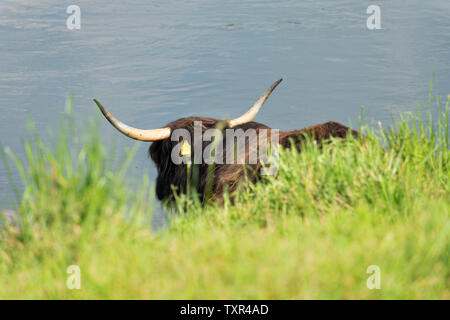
94, 79, 359, 203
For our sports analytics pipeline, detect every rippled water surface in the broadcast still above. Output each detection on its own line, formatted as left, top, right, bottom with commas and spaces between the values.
1, 0, 449, 207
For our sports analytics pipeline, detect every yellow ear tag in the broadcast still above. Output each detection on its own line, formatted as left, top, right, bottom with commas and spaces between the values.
180, 140, 191, 157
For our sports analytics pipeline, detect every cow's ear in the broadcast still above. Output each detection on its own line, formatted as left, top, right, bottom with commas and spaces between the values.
149, 142, 160, 164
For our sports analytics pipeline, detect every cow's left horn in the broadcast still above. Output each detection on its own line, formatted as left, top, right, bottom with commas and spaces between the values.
227, 78, 282, 128
93, 99, 171, 141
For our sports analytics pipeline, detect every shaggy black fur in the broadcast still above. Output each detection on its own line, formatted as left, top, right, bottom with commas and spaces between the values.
149, 116, 359, 203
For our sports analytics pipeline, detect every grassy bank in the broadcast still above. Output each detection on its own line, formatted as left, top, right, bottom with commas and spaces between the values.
0, 94, 448, 299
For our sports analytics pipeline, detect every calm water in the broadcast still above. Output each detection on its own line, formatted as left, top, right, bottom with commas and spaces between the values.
1, 0, 449, 209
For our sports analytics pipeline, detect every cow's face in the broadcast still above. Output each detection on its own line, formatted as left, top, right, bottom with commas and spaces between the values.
149, 117, 221, 201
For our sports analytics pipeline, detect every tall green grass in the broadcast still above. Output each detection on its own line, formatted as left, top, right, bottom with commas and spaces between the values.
0, 92, 448, 299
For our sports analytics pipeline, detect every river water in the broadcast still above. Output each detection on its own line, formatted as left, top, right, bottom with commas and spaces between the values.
1, 0, 449, 210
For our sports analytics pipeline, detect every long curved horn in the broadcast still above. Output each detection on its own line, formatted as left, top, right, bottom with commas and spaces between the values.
227, 78, 282, 128
93, 99, 171, 141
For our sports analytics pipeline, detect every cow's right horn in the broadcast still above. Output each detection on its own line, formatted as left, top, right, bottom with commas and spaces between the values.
94, 99, 171, 141
227, 78, 282, 128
